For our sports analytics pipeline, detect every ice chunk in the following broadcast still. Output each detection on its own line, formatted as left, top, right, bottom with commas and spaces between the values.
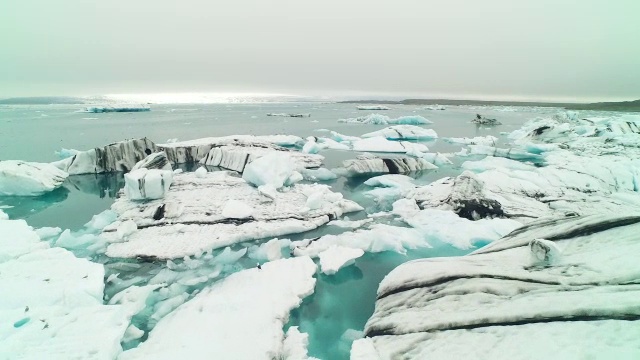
35, 226, 62, 240
131, 151, 173, 171
0, 161, 68, 196
0, 209, 8, 220
299, 167, 338, 181
291, 224, 430, 257
124, 168, 173, 200
364, 174, 415, 189
242, 152, 296, 189
422, 104, 446, 110
302, 137, 322, 154
282, 326, 318, 360
117, 220, 138, 240
398, 208, 521, 249
357, 105, 391, 110
529, 238, 562, 265
51, 138, 158, 175
340, 114, 432, 125
194, 166, 207, 177
352, 137, 429, 154
361, 125, 438, 140
318, 245, 365, 275
471, 113, 501, 125
221, 199, 254, 219
248, 238, 292, 262
342, 156, 437, 176
119, 257, 317, 360
266, 113, 311, 117
329, 131, 361, 142
327, 218, 373, 229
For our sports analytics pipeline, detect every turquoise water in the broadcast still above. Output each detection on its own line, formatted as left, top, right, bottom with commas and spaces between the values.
0, 102, 558, 358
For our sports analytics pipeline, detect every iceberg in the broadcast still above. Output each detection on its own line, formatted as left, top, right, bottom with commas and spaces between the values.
51, 138, 158, 174
119, 256, 317, 360
200, 143, 323, 173
242, 152, 303, 189
341, 156, 437, 176
361, 125, 438, 140
131, 151, 173, 171
158, 135, 304, 164
318, 245, 364, 275
357, 105, 391, 110
84, 104, 150, 113
339, 114, 432, 125
102, 172, 363, 259
356, 214, 640, 359
266, 113, 311, 117
422, 104, 446, 110
0, 161, 68, 196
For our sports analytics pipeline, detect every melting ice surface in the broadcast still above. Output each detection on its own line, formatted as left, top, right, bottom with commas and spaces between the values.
2, 101, 637, 359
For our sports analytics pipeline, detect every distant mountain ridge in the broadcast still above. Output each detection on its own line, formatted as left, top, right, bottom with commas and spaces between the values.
341, 98, 640, 112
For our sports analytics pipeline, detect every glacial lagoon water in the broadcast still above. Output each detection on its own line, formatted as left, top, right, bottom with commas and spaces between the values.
0, 102, 564, 359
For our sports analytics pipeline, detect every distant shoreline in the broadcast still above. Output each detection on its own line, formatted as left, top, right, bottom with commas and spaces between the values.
340, 98, 640, 112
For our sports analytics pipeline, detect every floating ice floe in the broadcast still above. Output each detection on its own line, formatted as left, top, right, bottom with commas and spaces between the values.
339, 114, 432, 125
52, 138, 158, 175
84, 105, 151, 113
0, 161, 68, 196
352, 137, 429, 154
299, 167, 338, 181
357, 105, 391, 110
102, 171, 362, 259
471, 113, 501, 125
339, 155, 437, 176
158, 135, 304, 164
119, 256, 317, 360
361, 125, 438, 140
318, 245, 365, 275
457, 145, 545, 163
422, 104, 446, 110
291, 224, 430, 257
266, 113, 311, 117
200, 143, 323, 173
445, 135, 497, 146
354, 213, 640, 359
0, 218, 132, 358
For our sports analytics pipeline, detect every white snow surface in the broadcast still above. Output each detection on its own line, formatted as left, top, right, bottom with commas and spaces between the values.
0, 161, 68, 196
119, 256, 317, 360
352, 137, 429, 154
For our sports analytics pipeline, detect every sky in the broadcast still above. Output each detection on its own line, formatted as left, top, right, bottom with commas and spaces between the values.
1, 0, 639, 101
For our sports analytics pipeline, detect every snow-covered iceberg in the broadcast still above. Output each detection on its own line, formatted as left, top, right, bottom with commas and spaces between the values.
102, 171, 363, 259
354, 213, 640, 359
339, 114, 432, 125
119, 256, 317, 360
52, 138, 158, 174
318, 246, 364, 275
158, 135, 304, 164
445, 135, 497, 146
352, 137, 429, 154
361, 125, 438, 140
0, 161, 68, 196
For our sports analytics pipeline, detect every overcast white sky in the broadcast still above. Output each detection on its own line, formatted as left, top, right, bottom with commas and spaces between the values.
1, 0, 639, 101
